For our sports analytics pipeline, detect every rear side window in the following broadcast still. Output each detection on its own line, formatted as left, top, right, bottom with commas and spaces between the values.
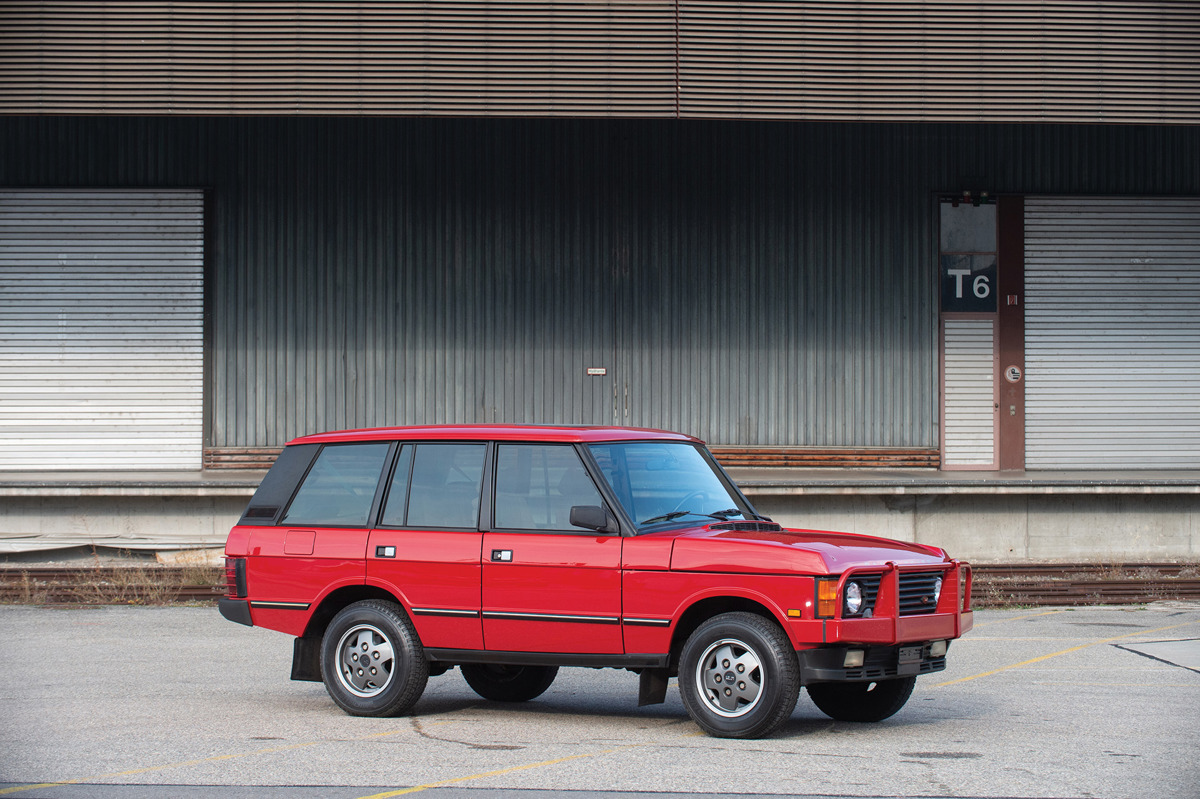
494, 444, 605, 531
382, 443, 487, 529
280, 443, 390, 527
238, 443, 319, 525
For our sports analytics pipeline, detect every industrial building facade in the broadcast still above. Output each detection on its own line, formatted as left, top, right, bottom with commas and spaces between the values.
1, 3, 1198, 560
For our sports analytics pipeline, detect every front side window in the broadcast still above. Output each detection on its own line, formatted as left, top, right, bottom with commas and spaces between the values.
494, 444, 605, 531
280, 443, 390, 527
587, 441, 746, 529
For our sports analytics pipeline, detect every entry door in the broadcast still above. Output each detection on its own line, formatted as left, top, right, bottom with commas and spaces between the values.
481, 443, 623, 654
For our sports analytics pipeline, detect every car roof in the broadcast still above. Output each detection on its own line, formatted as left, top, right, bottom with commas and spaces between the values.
288, 425, 701, 446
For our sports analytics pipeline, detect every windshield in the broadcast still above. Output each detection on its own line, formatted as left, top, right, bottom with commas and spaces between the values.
587, 441, 750, 530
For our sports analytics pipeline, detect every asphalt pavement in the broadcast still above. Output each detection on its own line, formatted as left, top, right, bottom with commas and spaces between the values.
1, 602, 1198, 799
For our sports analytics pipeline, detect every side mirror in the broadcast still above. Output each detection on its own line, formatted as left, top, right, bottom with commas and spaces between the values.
569, 505, 617, 533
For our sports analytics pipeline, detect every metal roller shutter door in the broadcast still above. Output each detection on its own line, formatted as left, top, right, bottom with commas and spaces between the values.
942, 318, 997, 469
1025, 197, 1200, 469
0, 190, 204, 470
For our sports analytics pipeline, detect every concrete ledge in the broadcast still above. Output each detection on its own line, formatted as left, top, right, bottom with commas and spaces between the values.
0, 471, 265, 498
730, 468, 1200, 496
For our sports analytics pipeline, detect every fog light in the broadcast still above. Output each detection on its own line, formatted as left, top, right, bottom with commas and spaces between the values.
844, 649, 865, 668
844, 581, 864, 615
929, 640, 948, 658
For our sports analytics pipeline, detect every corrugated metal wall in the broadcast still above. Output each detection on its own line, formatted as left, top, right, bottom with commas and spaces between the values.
2, 1, 1198, 123
1, 117, 1198, 449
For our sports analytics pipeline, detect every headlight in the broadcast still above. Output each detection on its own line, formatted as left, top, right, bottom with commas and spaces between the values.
933, 576, 943, 605
844, 581, 864, 615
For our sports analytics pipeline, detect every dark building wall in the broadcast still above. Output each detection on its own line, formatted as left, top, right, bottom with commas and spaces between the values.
1, 117, 1197, 449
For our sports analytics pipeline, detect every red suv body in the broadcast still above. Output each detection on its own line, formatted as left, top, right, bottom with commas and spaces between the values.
220, 425, 972, 738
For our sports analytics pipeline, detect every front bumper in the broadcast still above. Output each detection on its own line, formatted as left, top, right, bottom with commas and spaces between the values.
798, 641, 949, 684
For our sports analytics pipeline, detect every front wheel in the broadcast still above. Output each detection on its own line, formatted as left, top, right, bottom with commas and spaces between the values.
320, 599, 429, 717
678, 612, 800, 739
460, 664, 558, 702
806, 676, 916, 722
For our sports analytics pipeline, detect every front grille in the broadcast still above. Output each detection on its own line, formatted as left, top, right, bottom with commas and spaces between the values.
843, 571, 942, 617
898, 572, 942, 616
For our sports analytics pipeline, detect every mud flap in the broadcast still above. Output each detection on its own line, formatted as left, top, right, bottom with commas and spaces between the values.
638, 668, 670, 706
291, 636, 323, 682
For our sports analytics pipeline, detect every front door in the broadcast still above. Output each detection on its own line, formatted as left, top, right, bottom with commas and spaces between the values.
481, 443, 623, 654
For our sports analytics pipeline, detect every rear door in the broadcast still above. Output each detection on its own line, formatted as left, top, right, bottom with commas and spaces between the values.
367, 442, 487, 650
481, 443, 623, 654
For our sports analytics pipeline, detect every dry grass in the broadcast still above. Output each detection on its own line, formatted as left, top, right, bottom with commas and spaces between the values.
0, 550, 223, 606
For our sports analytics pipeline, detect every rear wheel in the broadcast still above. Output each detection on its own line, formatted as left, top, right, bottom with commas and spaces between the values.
320, 599, 429, 717
460, 663, 558, 702
806, 676, 916, 722
678, 612, 800, 739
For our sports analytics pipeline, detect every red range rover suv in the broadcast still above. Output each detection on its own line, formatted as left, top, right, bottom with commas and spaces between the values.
220, 425, 973, 738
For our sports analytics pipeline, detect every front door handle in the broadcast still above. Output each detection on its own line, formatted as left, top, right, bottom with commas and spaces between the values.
491, 549, 513, 562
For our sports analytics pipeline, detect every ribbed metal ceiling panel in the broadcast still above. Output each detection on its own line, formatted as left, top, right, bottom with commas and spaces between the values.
1, 2, 1196, 121
677, 1, 1200, 121
0, 1, 678, 116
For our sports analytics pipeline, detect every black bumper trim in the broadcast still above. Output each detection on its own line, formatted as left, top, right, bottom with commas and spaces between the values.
798, 643, 948, 684
218, 597, 253, 627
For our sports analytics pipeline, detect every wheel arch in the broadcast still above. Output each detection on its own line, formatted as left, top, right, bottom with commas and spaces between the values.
669, 595, 786, 672
302, 584, 405, 640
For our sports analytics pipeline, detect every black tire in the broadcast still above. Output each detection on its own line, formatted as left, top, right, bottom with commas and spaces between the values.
806, 676, 916, 722
460, 663, 559, 702
678, 612, 800, 739
320, 599, 429, 717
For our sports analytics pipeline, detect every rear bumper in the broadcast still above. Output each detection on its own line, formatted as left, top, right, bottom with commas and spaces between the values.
218, 597, 253, 626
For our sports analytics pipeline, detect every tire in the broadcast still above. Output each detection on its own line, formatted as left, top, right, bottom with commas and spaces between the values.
806, 676, 916, 722
678, 612, 800, 739
320, 599, 429, 717
460, 663, 559, 702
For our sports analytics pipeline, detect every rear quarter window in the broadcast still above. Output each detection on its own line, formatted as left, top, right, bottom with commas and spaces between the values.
280, 442, 391, 527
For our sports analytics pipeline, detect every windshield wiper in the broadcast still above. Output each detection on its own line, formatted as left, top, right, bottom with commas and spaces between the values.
639, 511, 695, 525
708, 508, 744, 520
640, 508, 745, 525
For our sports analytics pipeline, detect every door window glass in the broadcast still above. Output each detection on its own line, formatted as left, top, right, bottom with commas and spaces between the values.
401, 443, 486, 529
280, 443, 390, 527
494, 444, 604, 531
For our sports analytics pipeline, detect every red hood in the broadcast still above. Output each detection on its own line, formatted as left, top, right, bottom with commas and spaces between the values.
667, 524, 948, 575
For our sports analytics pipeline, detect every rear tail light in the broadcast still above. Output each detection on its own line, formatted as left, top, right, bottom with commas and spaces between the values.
224, 557, 247, 598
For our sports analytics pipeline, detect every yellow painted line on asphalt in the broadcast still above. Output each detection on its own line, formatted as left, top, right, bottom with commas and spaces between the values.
356, 745, 639, 799
936, 619, 1200, 687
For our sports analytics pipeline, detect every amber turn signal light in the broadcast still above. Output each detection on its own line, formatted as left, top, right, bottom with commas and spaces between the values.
817, 578, 838, 618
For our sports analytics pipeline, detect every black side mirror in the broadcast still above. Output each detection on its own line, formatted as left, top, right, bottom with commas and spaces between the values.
569, 505, 617, 533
